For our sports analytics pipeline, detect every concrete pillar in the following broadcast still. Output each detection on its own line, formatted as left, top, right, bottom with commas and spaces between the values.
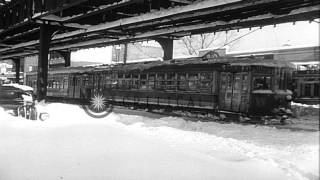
154, 38, 173, 60
58, 51, 71, 67
37, 24, 54, 101
12, 58, 20, 83
123, 43, 128, 64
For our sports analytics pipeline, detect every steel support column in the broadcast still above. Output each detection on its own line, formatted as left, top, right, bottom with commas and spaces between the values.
12, 58, 20, 83
37, 24, 54, 101
154, 38, 173, 60
123, 43, 128, 64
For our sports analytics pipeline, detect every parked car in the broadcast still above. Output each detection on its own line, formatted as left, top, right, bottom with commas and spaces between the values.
0, 83, 48, 120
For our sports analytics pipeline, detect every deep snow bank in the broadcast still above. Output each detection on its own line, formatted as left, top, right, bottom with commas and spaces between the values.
291, 102, 319, 117
0, 103, 318, 180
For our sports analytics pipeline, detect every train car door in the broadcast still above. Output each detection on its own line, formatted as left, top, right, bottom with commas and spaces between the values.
68, 75, 75, 98
219, 72, 249, 112
231, 73, 242, 112
73, 75, 82, 98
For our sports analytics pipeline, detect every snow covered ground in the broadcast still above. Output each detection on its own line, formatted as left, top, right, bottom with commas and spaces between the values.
0, 103, 319, 180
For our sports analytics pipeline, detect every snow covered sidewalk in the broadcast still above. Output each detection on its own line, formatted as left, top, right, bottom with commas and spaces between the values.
0, 103, 318, 180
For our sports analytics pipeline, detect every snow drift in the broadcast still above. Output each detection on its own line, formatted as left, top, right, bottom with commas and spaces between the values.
0, 103, 318, 180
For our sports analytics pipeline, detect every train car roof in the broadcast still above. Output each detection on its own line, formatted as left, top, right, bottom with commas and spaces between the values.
26, 57, 294, 75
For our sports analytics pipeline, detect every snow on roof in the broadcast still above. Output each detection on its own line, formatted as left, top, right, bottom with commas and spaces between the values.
3, 83, 33, 91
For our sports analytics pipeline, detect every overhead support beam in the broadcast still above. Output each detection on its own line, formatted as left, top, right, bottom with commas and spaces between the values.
0, 43, 12, 48
32, 0, 91, 19
37, 24, 54, 101
34, 20, 89, 29
169, 0, 192, 5
116, 12, 136, 17
63, 0, 137, 23
0, 28, 40, 43
0, 0, 319, 59
154, 38, 173, 60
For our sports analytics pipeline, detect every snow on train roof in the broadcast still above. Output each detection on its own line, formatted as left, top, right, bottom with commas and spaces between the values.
27, 57, 294, 75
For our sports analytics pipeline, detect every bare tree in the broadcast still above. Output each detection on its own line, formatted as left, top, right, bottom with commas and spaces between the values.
180, 31, 240, 56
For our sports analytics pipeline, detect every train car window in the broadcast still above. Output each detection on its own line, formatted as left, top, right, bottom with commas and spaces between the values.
132, 74, 139, 79
253, 76, 272, 90
166, 73, 176, 90
304, 84, 311, 97
102, 74, 108, 88
64, 77, 69, 89
132, 74, 139, 89
177, 73, 187, 91
58, 81, 62, 89
125, 74, 131, 79
140, 74, 147, 90
83, 77, 90, 86
104, 73, 111, 87
124, 73, 132, 89
116, 73, 122, 88
199, 72, 212, 92
97, 74, 102, 88
105, 73, 111, 80
156, 73, 165, 90
76, 78, 81, 86
118, 79, 124, 89
95, 74, 101, 89
118, 73, 124, 79
227, 75, 232, 89
188, 73, 198, 91
314, 83, 319, 97
148, 73, 156, 90
242, 75, 248, 91
234, 75, 241, 90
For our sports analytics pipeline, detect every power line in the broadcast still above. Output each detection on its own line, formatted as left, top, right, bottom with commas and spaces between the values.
216, 27, 261, 50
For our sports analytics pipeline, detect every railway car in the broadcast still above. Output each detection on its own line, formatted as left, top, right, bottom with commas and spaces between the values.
26, 55, 294, 118
292, 61, 320, 104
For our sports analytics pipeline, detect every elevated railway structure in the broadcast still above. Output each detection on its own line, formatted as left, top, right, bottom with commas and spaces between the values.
0, 0, 319, 100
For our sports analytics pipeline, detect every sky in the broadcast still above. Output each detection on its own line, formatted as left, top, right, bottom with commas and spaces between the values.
71, 20, 319, 63
229, 20, 319, 52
